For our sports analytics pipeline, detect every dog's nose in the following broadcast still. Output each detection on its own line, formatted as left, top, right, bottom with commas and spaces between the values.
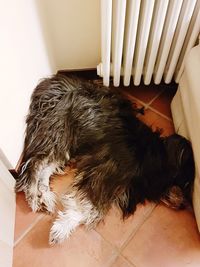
163, 134, 194, 173
163, 134, 191, 152
164, 133, 195, 187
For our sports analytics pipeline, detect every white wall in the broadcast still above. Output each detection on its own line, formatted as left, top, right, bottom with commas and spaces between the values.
0, 1, 53, 167
35, 0, 101, 70
0, 0, 101, 167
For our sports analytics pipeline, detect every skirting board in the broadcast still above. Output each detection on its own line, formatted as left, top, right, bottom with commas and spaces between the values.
0, 159, 16, 267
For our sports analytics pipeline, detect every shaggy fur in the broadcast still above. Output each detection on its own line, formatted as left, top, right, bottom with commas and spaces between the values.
15, 74, 195, 244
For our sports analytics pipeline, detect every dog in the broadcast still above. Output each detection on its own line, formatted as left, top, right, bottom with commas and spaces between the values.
15, 74, 195, 244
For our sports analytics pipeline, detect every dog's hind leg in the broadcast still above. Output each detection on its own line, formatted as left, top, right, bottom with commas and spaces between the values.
24, 159, 62, 213
49, 189, 102, 244
37, 160, 60, 213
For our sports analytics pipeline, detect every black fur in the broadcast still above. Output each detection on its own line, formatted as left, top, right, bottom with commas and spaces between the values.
16, 74, 195, 218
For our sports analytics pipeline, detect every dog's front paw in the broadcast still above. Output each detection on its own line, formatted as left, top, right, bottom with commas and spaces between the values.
49, 221, 70, 245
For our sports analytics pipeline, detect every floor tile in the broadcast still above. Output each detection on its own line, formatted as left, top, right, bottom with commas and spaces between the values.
120, 92, 146, 119
111, 255, 134, 267
120, 89, 146, 106
139, 109, 175, 136
150, 86, 177, 119
96, 202, 155, 249
119, 82, 162, 104
50, 167, 75, 194
122, 205, 200, 267
13, 215, 117, 267
14, 192, 43, 242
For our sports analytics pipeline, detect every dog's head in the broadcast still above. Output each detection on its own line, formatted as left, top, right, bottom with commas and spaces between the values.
163, 134, 195, 192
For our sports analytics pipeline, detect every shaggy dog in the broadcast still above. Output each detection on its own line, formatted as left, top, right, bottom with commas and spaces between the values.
15, 74, 195, 244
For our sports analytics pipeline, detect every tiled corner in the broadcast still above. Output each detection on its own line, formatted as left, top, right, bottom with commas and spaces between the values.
122, 93, 146, 111
13, 215, 117, 267
122, 205, 200, 267
96, 202, 156, 249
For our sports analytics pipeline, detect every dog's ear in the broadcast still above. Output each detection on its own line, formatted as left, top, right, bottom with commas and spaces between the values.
178, 138, 195, 188
164, 134, 195, 188
178, 140, 193, 168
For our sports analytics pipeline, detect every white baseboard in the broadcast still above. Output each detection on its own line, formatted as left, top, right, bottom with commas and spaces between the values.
0, 159, 16, 267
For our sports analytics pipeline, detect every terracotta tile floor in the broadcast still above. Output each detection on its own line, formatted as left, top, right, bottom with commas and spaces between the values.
13, 81, 200, 267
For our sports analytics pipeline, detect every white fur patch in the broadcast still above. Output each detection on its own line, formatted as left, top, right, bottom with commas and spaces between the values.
49, 209, 83, 244
25, 159, 59, 213
49, 190, 101, 244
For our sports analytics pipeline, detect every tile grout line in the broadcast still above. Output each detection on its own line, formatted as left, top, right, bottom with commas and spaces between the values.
95, 204, 157, 266
14, 214, 45, 247
105, 204, 157, 267
147, 106, 172, 121
94, 230, 137, 267
146, 88, 166, 106
144, 87, 174, 122
122, 86, 165, 108
92, 229, 121, 267
115, 204, 157, 267
137, 88, 173, 122
119, 203, 157, 252
94, 228, 121, 254
136, 98, 172, 122
94, 225, 130, 265
125, 94, 150, 111
107, 251, 120, 267
122, 255, 138, 267
110, 253, 137, 267
124, 92, 173, 122
121, 255, 137, 267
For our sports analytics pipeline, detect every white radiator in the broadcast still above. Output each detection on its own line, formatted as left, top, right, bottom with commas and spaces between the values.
97, 0, 200, 87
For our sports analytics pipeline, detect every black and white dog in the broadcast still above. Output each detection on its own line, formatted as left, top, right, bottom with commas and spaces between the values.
16, 74, 195, 244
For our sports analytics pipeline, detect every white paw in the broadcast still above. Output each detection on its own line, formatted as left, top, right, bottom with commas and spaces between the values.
25, 187, 57, 213
49, 221, 70, 245
40, 191, 57, 213
28, 196, 41, 213
25, 189, 41, 213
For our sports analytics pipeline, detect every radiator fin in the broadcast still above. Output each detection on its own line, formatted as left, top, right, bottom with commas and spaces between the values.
97, 0, 200, 86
